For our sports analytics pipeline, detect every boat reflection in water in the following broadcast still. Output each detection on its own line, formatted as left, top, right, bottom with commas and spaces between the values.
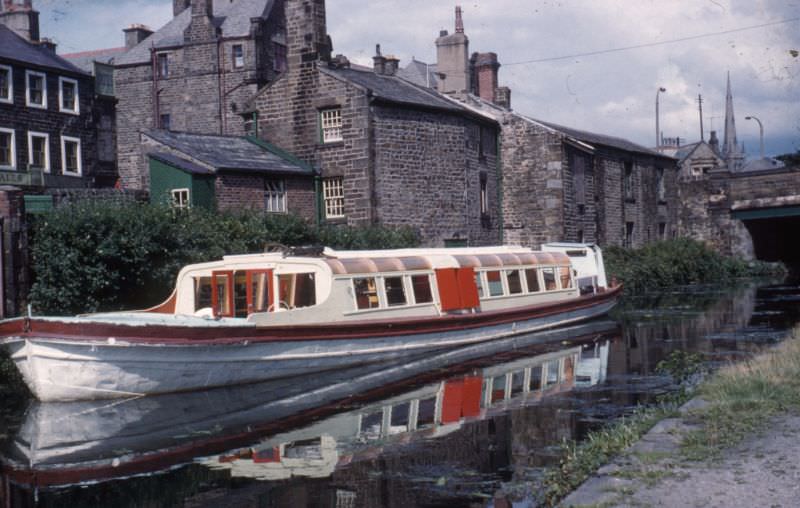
0, 319, 617, 502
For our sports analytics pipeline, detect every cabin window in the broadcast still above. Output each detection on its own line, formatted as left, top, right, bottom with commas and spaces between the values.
545, 359, 560, 387
474, 272, 484, 298
212, 271, 234, 317
491, 375, 506, 403
542, 268, 557, 291
511, 371, 525, 396
247, 270, 271, 313
417, 397, 437, 428
278, 273, 316, 310
559, 267, 573, 289
360, 411, 383, 439
384, 276, 407, 307
506, 270, 523, 295
389, 402, 411, 434
194, 276, 213, 311
525, 268, 540, 293
284, 438, 323, 460
529, 365, 543, 391
233, 273, 249, 317
411, 274, 433, 304
563, 356, 575, 382
353, 277, 379, 310
486, 270, 504, 297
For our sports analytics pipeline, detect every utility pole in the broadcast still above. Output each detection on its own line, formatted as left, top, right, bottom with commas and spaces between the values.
697, 95, 704, 141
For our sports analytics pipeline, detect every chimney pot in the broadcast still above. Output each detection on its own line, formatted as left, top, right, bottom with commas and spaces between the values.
384, 55, 399, 76
123, 23, 153, 49
373, 43, 387, 74
439, 29, 448, 37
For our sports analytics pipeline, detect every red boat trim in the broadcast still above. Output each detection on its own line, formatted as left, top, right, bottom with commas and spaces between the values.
3, 285, 621, 345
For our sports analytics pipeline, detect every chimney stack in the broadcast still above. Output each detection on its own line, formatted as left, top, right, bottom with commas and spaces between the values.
0, 0, 40, 42
191, 0, 213, 18
709, 130, 720, 155
185, 0, 215, 42
123, 23, 153, 49
384, 55, 399, 76
173, 0, 191, 17
373, 44, 386, 75
435, 5, 469, 94
37, 36, 55, 53
472, 52, 500, 103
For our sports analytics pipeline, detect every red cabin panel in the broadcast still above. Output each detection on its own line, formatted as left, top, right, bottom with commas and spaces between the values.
456, 267, 480, 309
440, 379, 464, 424
461, 376, 483, 418
435, 268, 462, 312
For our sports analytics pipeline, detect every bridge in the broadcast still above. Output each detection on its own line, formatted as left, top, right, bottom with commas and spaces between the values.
679, 165, 800, 266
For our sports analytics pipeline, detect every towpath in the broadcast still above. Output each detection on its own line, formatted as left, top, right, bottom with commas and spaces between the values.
560, 401, 800, 507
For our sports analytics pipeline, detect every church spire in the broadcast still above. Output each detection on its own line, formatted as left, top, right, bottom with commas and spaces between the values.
722, 72, 746, 171
722, 71, 738, 157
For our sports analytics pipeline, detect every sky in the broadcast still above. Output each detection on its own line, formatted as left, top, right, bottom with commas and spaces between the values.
37, 0, 800, 157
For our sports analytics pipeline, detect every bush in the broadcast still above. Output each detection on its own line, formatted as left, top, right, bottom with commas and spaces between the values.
29, 202, 419, 315
604, 238, 786, 294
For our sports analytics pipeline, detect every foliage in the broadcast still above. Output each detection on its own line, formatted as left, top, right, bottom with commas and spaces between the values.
604, 238, 786, 294
656, 350, 705, 384
29, 201, 419, 315
774, 150, 800, 167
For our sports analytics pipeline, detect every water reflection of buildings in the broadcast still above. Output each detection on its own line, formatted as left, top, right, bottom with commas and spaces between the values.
1, 321, 617, 507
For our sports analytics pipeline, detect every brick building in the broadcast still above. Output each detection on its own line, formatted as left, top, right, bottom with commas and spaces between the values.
0, 17, 98, 189
247, 0, 501, 246
114, 0, 289, 190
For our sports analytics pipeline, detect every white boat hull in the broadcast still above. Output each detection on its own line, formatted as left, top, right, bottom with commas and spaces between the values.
4, 299, 616, 402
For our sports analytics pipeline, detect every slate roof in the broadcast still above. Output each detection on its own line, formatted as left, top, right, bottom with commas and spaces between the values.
322, 66, 465, 114
0, 25, 88, 76
398, 59, 438, 89
673, 141, 701, 161
148, 151, 214, 175
537, 119, 674, 159
143, 130, 314, 176
62, 47, 127, 73
116, 0, 275, 66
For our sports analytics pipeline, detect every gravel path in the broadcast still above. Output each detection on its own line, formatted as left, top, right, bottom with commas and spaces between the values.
560, 403, 800, 508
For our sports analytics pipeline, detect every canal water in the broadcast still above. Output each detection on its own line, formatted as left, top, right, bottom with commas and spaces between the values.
1, 278, 798, 508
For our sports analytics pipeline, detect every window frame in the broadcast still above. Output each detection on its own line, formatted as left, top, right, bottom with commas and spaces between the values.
27, 131, 50, 172
232, 44, 245, 69
320, 107, 343, 143
0, 128, 16, 170
60, 135, 82, 176
323, 176, 345, 219
25, 70, 47, 109
265, 178, 287, 213
171, 188, 190, 209
58, 76, 79, 115
623, 161, 635, 202
0, 64, 12, 104
157, 53, 169, 79
159, 113, 171, 130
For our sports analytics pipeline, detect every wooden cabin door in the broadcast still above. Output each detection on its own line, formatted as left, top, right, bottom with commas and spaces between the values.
435, 267, 480, 312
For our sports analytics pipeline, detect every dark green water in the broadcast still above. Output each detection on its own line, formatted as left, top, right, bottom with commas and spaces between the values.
1, 278, 798, 508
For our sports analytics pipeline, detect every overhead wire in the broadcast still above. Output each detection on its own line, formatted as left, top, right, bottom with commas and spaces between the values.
504, 17, 800, 66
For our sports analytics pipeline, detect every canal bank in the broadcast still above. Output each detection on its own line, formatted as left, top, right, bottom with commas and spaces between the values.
561, 328, 800, 507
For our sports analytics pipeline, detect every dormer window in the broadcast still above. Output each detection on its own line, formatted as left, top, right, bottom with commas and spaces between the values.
0, 65, 12, 104
26, 70, 46, 108
59, 77, 79, 114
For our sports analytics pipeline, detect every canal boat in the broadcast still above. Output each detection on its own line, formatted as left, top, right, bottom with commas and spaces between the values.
0, 243, 620, 402
0, 320, 618, 490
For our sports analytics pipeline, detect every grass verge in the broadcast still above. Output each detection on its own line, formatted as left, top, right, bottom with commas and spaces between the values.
681, 327, 800, 460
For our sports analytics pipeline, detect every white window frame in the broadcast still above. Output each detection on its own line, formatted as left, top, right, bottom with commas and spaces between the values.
25, 70, 47, 109
265, 179, 287, 213
0, 128, 16, 170
232, 44, 245, 69
27, 131, 50, 172
60, 135, 82, 176
0, 65, 12, 104
58, 76, 79, 115
323, 177, 345, 218
320, 108, 343, 143
171, 188, 190, 209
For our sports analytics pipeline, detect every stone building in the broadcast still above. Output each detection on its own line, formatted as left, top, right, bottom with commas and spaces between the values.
412, 9, 679, 249
247, 0, 501, 246
0, 17, 98, 189
114, 0, 290, 189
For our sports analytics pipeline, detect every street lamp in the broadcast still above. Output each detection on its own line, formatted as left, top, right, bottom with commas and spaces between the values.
656, 87, 666, 150
745, 116, 764, 159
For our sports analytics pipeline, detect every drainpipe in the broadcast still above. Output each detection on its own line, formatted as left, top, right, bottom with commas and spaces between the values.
314, 173, 323, 227
496, 130, 504, 244
252, 111, 259, 138
151, 45, 159, 128
217, 34, 225, 134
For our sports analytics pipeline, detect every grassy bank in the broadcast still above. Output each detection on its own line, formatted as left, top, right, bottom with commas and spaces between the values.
682, 328, 800, 459
604, 238, 786, 294
539, 328, 800, 506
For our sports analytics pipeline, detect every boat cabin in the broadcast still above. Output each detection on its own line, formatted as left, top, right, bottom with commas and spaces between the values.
159, 246, 597, 325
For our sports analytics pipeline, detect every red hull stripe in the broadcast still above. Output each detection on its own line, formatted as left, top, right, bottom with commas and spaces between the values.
2, 286, 621, 345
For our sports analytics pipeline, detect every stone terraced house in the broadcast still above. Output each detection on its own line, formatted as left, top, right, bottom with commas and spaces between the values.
247, 0, 501, 247
114, 0, 290, 190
